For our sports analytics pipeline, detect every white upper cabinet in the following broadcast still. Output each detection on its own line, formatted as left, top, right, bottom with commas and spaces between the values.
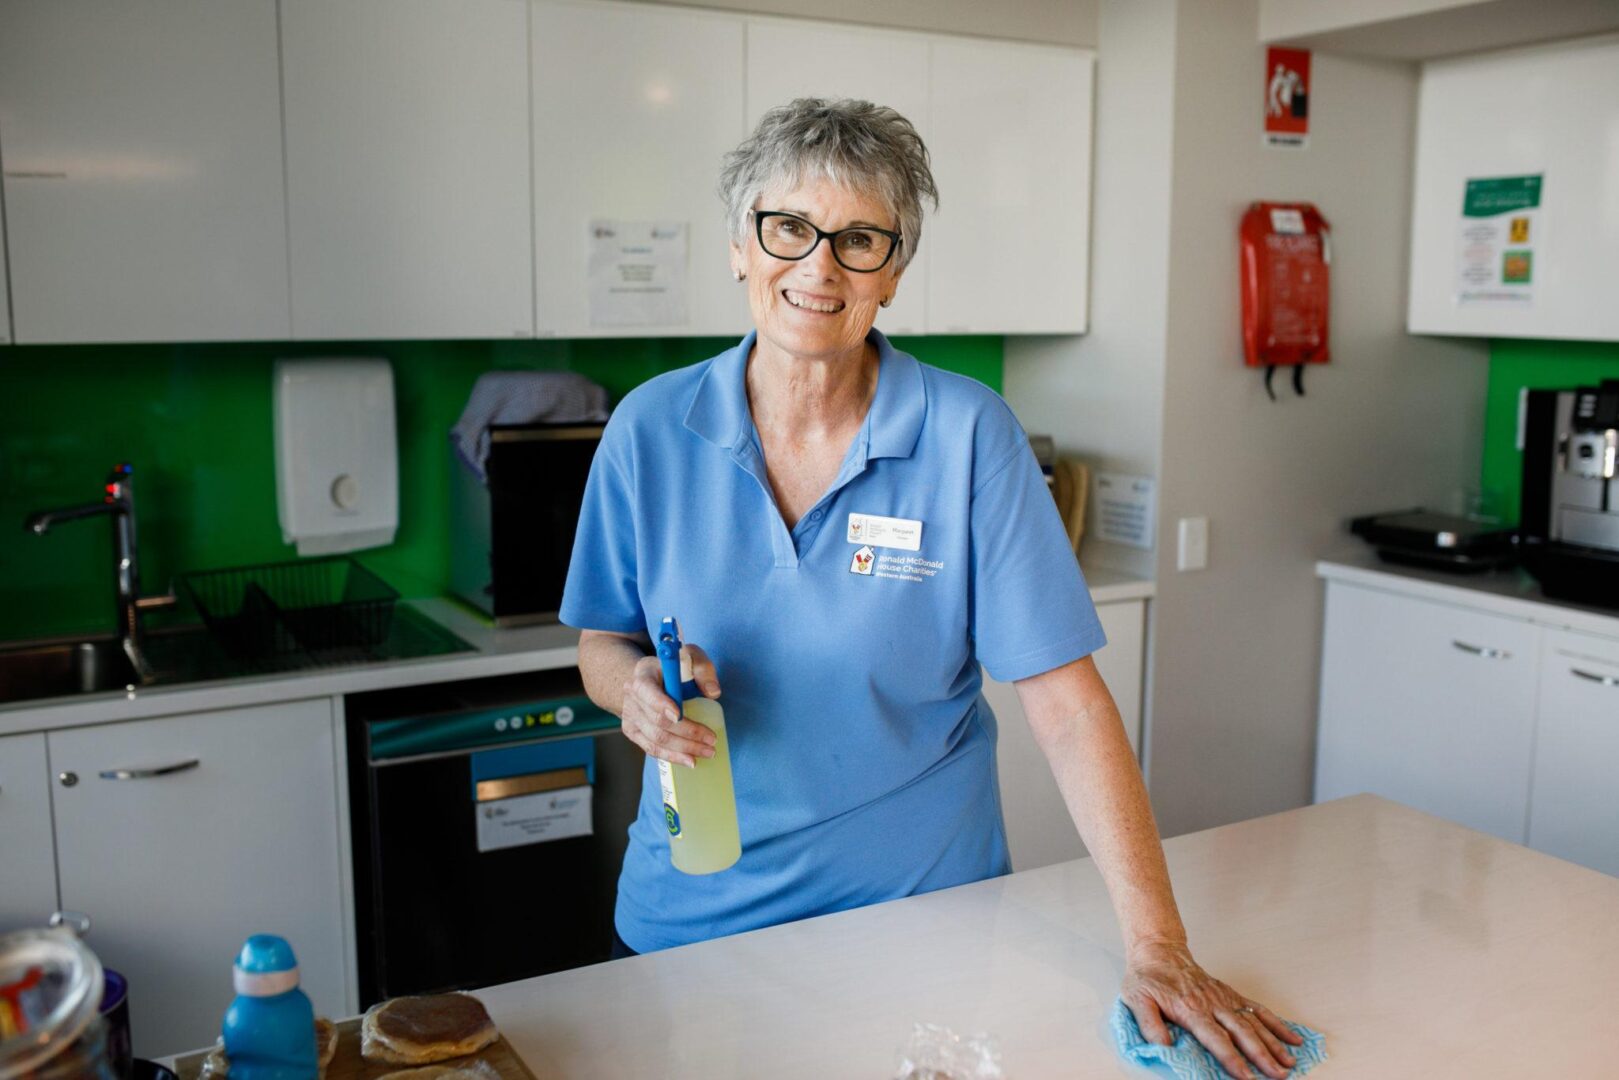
1408, 36, 1619, 340
926, 40, 1093, 335
532, 0, 748, 338
744, 19, 930, 337
0, 0, 290, 343
281, 0, 533, 340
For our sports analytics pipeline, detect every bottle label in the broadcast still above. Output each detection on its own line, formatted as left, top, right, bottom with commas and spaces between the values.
658, 758, 681, 838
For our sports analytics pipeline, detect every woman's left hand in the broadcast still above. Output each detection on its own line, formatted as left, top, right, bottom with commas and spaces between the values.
1120, 941, 1305, 1080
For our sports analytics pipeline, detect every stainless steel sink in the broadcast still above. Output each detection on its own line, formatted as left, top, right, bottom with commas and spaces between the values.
0, 625, 221, 705
0, 636, 140, 702
0, 606, 475, 706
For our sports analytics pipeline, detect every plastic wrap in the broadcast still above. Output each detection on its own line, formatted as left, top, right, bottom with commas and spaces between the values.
892, 1022, 1004, 1080
376, 1063, 502, 1080
196, 1017, 335, 1078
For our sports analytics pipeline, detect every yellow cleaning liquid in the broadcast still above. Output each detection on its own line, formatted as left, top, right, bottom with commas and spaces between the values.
658, 694, 740, 875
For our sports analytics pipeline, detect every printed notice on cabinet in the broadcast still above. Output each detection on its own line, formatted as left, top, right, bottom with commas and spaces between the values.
1455, 175, 1541, 306
1093, 472, 1156, 551
588, 220, 689, 327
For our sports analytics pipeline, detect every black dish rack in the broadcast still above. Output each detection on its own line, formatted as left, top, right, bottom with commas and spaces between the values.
181, 556, 399, 665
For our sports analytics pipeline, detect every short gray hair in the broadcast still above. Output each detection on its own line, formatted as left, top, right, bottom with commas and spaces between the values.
719, 98, 938, 273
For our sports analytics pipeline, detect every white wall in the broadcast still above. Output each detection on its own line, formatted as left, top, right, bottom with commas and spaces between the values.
629, 0, 1098, 47
1002, 1, 1176, 580
1007, 0, 1492, 838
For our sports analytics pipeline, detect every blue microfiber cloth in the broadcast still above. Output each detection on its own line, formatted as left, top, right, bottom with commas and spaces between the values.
1111, 997, 1327, 1080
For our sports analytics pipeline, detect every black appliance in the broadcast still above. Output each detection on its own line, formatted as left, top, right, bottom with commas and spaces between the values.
1349, 509, 1516, 572
450, 423, 604, 627
1521, 380, 1619, 608
345, 668, 642, 1006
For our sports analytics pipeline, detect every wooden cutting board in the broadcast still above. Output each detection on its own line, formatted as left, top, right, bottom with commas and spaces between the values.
173, 1015, 537, 1080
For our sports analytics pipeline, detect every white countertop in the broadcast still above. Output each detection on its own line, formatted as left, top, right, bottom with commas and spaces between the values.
1317, 550, 1619, 640
0, 560, 1152, 737
477, 795, 1619, 1078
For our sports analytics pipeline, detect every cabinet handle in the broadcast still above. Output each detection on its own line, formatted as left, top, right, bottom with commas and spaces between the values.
4, 171, 68, 180
1571, 667, 1619, 688
1452, 640, 1510, 660
58, 772, 78, 787
98, 758, 199, 781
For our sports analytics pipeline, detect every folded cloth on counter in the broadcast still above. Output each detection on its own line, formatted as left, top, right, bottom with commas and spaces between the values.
450, 370, 610, 482
1111, 997, 1327, 1080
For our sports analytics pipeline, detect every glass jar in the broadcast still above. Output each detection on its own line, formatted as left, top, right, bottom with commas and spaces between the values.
0, 927, 118, 1080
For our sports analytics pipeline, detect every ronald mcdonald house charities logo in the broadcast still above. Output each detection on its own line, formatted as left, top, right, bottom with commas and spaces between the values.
850, 545, 875, 575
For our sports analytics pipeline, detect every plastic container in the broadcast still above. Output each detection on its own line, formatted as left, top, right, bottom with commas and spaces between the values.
181, 556, 398, 662
220, 935, 317, 1079
0, 927, 118, 1080
655, 618, 741, 875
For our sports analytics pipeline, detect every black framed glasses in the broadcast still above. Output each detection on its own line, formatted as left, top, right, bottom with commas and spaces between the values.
752, 210, 902, 273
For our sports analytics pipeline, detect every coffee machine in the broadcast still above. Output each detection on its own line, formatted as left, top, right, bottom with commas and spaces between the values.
1520, 379, 1619, 607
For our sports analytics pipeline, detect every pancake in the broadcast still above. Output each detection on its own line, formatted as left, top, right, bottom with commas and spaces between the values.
361, 993, 499, 1065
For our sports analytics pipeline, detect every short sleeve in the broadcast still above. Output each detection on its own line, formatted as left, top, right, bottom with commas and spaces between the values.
969, 440, 1106, 682
559, 419, 645, 635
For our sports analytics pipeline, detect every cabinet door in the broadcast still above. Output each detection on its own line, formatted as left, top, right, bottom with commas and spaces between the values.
532, 0, 747, 337
744, 19, 930, 337
49, 699, 346, 1058
1528, 629, 1619, 876
0, 0, 289, 343
0, 733, 57, 931
987, 598, 1145, 872
926, 40, 1092, 334
1315, 583, 1541, 843
281, 0, 532, 340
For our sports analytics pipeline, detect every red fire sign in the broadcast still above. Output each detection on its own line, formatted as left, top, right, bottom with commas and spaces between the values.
1264, 46, 1311, 148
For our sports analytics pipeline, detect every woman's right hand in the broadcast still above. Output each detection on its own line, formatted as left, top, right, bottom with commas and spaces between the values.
620, 645, 720, 768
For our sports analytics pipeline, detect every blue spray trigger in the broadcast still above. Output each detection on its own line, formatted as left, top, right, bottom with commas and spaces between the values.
656, 617, 685, 704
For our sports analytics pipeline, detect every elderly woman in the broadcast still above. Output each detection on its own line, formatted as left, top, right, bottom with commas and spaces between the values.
561, 99, 1304, 1080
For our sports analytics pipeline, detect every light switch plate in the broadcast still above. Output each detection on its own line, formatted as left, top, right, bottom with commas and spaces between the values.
1177, 516, 1208, 572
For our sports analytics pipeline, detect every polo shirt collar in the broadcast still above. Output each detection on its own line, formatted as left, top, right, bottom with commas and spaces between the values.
683, 328, 926, 461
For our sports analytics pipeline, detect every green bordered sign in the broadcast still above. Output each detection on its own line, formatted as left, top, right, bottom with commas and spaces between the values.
1463, 175, 1542, 217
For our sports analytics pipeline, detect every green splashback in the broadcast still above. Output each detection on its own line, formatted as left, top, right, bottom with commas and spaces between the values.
1482, 339, 1619, 525
0, 336, 1000, 644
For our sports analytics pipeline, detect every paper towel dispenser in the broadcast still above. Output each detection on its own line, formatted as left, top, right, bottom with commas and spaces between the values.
273, 358, 398, 555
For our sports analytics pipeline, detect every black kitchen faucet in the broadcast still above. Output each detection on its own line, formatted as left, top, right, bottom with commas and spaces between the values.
24, 463, 177, 681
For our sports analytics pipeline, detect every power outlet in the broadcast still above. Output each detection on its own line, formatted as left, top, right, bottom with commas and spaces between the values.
1177, 516, 1209, 572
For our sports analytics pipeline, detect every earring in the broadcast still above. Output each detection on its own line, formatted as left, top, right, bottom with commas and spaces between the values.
733, 269, 746, 282
880, 297, 893, 308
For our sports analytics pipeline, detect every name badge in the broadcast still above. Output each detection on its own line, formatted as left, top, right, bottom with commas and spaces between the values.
847, 512, 922, 551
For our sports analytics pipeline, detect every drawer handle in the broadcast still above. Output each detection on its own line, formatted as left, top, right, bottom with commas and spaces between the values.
4, 171, 68, 180
98, 759, 199, 781
1452, 640, 1510, 660
1571, 668, 1619, 688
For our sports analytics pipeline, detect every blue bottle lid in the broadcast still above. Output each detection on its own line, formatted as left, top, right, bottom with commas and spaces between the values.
232, 935, 301, 996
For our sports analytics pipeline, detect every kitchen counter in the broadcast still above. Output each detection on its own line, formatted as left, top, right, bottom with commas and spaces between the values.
474, 794, 1618, 1078
1317, 551, 1619, 639
0, 559, 1152, 737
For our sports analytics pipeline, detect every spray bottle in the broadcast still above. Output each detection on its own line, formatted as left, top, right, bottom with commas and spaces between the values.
655, 617, 740, 874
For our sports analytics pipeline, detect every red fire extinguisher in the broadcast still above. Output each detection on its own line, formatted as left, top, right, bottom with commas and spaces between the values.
1240, 202, 1330, 400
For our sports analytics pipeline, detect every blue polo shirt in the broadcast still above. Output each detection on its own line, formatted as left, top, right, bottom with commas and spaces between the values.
560, 329, 1105, 953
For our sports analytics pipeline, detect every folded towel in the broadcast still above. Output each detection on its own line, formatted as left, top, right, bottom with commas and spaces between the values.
1111, 998, 1327, 1080
450, 370, 610, 482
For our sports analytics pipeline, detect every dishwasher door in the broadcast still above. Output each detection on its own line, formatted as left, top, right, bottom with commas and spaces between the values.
347, 669, 643, 1005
